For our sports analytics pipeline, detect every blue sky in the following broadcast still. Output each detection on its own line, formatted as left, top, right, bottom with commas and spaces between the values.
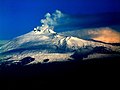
0, 0, 120, 39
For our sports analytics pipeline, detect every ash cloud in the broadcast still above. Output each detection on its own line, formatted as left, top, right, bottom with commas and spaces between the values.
88, 27, 120, 43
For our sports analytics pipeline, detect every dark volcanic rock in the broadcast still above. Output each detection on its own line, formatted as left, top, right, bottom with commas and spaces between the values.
19, 57, 35, 65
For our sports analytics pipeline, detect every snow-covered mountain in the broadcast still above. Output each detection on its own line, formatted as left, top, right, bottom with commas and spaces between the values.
0, 24, 120, 65
0, 10, 120, 65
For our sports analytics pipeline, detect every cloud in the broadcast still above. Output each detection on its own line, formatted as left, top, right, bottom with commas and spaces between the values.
88, 27, 120, 43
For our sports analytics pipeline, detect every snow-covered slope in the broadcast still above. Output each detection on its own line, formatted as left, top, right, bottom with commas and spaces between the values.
1, 26, 119, 53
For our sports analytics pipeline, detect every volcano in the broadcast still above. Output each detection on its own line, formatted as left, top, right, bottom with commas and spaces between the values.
0, 10, 120, 66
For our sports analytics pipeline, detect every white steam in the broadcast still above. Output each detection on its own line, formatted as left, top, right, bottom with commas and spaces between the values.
41, 10, 64, 27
